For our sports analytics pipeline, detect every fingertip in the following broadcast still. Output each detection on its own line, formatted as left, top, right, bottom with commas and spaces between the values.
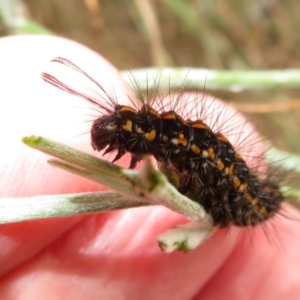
0, 35, 127, 197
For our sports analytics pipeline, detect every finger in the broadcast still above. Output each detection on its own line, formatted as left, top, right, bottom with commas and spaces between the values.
196, 206, 300, 299
0, 35, 127, 274
0, 35, 125, 198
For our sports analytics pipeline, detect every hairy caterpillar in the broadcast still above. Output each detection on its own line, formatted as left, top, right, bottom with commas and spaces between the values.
42, 57, 284, 227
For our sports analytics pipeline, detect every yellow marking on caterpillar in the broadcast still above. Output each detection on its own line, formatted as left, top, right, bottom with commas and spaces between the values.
120, 106, 137, 113
123, 120, 133, 132
145, 129, 156, 141
208, 147, 215, 160
192, 122, 209, 130
191, 144, 201, 154
217, 160, 224, 171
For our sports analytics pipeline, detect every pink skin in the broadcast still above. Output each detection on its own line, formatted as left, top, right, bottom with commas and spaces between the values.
0, 35, 299, 299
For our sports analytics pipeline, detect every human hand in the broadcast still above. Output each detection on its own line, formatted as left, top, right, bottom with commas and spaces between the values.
0, 35, 299, 299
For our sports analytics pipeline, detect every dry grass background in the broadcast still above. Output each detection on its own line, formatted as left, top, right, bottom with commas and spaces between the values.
1, 0, 300, 160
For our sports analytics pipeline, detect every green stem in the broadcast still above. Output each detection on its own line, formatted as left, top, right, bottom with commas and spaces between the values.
122, 68, 300, 90
12, 136, 211, 225
0, 192, 149, 223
